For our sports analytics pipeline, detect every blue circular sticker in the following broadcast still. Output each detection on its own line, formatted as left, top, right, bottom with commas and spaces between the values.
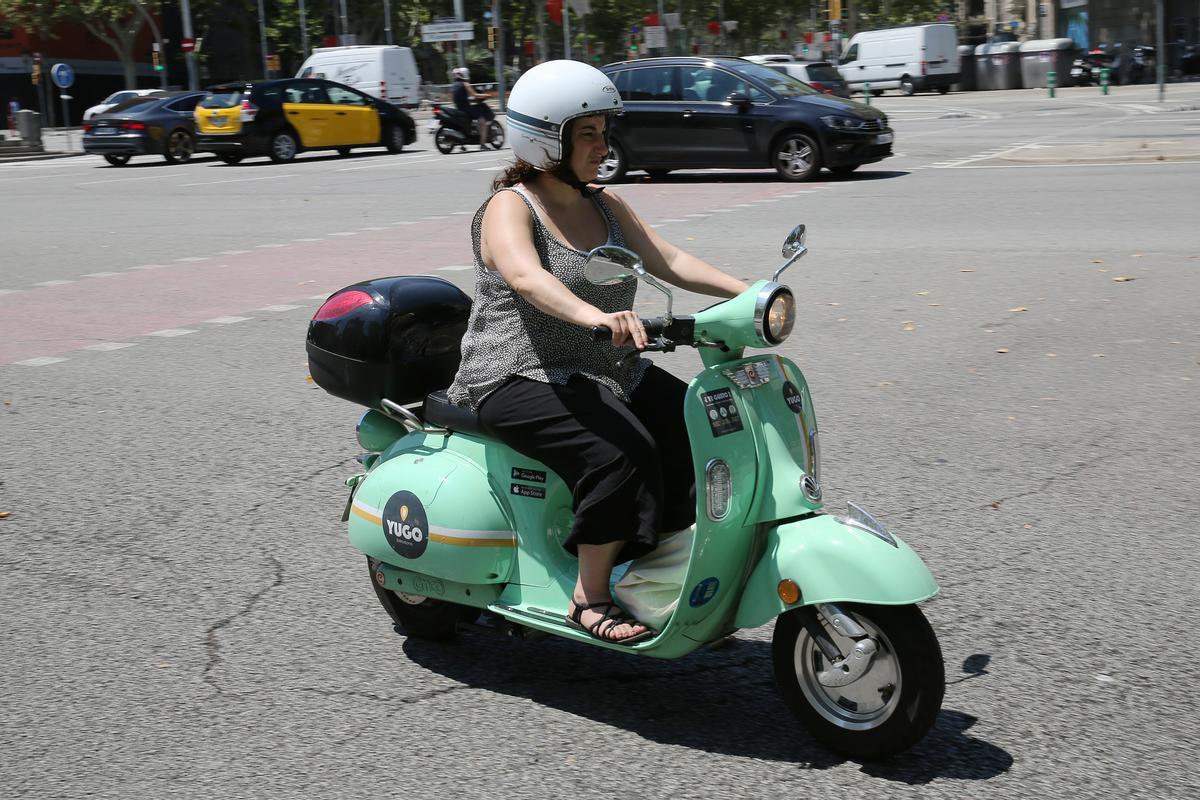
689, 577, 720, 608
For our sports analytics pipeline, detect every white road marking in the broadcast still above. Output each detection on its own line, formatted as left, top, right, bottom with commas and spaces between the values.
15, 356, 67, 366
0, 289, 19, 295
292, 237, 324, 242
83, 342, 136, 351
128, 264, 168, 270
461, 156, 505, 165
82, 272, 122, 277
422, 215, 449, 221
473, 166, 502, 171
175, 256, 207, 262
950, 159, 1200, 170
437, 265, 473, 271
255, 243, 288, 248
204, 316, 251, 325
309, 293, 331, 300
451, 210, 473, 215
77, 170, 195, 187
147, 328, 198, 337
359, 226, 388, 231
329, 231, 358, 236
219, 250, 250, 256
259, 304, 302, 312
34, 279, 74, 287
180, 173, 298, 187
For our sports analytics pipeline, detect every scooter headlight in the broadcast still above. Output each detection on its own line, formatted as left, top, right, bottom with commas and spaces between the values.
755, 283, 796, 345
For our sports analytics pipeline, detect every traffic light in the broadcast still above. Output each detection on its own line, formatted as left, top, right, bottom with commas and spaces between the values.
841, 3, 849, 22
152, 43, 162, 72
31, 62, 40, 85
828, 0, 841, 22
487, 26, 496, 50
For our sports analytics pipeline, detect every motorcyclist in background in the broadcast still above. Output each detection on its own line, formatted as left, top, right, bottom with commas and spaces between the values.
452, 67, 496, 150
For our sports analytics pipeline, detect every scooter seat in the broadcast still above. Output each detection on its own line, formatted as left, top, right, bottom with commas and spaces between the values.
423, 390, 484, 436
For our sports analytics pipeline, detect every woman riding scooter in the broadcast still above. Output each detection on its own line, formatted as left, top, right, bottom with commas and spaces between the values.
451, 67, 497, 150
445, 60, 747, 643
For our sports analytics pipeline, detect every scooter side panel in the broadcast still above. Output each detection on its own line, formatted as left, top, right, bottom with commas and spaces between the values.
350, 445, 516, 584
733, 514, 940, 630
747, 356, 823, 522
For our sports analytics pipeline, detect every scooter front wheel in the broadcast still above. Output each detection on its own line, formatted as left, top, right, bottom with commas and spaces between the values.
434, 127, 457, 155
772, 603, 944, 760
366, 557, 464, 640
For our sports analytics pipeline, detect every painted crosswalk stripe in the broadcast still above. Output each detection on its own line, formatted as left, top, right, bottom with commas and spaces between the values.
83, 271, 121, 278
259, 304, 302, 312
83, 342, 136, 351
205, 316, 251, 325
35, 279, 74, 287
15, 356, 68, 366
147, 329, 198, 337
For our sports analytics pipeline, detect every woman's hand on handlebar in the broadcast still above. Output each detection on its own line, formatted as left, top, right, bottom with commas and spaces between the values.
591, 310, 647, 350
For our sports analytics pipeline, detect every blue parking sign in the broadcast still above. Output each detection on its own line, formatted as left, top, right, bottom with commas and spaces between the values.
50, 63, 75, 89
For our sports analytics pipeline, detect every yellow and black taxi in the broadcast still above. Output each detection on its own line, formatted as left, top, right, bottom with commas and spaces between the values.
194, 78, 416, 164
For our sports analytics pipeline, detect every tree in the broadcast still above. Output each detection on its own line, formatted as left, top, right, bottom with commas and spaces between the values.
0, 1, 157, 88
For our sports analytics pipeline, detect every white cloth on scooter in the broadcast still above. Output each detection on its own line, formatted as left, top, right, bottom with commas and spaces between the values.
613, 525, 695, 630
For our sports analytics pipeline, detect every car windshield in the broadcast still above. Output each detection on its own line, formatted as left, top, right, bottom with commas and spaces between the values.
200, 90, 245, 109
735, 61, 820, 97
103, 91, 137, 105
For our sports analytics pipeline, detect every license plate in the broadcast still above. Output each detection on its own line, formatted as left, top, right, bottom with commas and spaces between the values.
875, 133, 894, 144
94, 128, 119, 136
209, 116, 227, 127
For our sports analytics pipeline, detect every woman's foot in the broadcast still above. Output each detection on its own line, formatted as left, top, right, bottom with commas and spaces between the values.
567, 598, 651, 643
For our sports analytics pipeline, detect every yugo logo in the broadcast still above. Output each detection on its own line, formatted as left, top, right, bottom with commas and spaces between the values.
381, 491, 430, 559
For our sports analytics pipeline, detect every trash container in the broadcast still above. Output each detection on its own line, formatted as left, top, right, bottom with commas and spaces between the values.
975, 42, 1023, 90
1020, 38, 1077, 88
955, 45, 978, 91
16, 109, 41, 146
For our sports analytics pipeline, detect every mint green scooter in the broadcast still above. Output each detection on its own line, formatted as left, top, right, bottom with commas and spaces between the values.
315, 225, 944, 760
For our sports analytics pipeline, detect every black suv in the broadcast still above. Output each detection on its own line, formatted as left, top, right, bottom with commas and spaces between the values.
194, 78, 416, 164
598, 57, 893, 182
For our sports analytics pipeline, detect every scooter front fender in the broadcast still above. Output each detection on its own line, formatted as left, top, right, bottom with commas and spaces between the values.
733, 513, 939, 630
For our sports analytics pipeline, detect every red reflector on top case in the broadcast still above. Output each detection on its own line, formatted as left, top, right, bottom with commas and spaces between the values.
313, 290, 372, 321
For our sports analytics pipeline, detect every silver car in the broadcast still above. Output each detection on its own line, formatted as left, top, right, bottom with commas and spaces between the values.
766, 62, 851, 99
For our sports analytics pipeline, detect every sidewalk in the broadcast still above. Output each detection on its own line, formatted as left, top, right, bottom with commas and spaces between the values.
1, 128, 84, 161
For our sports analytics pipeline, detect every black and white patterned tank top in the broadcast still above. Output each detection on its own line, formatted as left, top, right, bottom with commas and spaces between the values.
446, 185, 650, 410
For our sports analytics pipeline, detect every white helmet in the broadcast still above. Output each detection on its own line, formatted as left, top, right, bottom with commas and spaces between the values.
505, 60, 622, 170
452, 67, 470, 81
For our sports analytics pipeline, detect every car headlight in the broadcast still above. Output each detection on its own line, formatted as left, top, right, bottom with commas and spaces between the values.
820, 115, 861, 129
755, 283, 796, 345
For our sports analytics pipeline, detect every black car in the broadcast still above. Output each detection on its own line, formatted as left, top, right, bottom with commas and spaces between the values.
598, 57, 893, 182
82, 91, 207, 166
194, 78, 416, 164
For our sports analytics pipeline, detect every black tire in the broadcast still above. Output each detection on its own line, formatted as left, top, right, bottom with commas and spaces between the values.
163, 129, 195, 164
268, 130, 298, 163
829, 164, 860, 177
336, 146, 353, 157
595, 140, 627, 184
103, 154, 130, 167
773, 603, 944, 760
434, 127, 457, 155
486, 121, 505, 150
366, 558, 462, 641
218, 154, 243, 165
900, 76, 916, 96
384, 123, 406, 153
646, 169, 671, 180
937, 85, 950, 95
772, 132, 821, 182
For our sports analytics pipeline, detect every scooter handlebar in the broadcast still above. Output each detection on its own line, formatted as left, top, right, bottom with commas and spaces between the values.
590, 317, 667, 342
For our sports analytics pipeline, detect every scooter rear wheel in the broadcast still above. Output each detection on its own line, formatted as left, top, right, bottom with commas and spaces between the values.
772, 603, 944, 760
367, 557, 463, 640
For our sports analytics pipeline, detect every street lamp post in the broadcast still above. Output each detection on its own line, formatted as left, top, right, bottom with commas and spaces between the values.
384, 0, 393, 45
1156, 0, 1165, 101
179, 0, 197, 90
299, 0, 309, 60
255, 0, 269, 79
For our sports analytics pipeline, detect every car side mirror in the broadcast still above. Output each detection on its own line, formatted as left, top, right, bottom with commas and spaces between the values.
727, 92, 752, 109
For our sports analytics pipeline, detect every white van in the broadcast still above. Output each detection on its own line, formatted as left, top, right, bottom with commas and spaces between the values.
836, 24, 959, 95
297, 45, 421, 108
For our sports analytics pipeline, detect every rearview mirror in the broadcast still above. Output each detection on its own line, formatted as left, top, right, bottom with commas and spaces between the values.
781, 224, 807, 258
583, 245, 643, 286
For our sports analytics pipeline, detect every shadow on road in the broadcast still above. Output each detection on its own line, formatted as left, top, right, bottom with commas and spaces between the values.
401, 630, 1012, 778
611, 168, 909, 185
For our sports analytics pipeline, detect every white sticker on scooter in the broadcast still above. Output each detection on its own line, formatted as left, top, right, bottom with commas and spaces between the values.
381, 490, 430, 559
700, 389, 744, 437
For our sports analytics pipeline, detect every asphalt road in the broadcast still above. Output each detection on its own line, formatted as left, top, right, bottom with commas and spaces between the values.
2, 84, 1199, 799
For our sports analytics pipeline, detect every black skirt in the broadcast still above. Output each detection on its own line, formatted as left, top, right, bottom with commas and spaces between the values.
476, 365, 696, 563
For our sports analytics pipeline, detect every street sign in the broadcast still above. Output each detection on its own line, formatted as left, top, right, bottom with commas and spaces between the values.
420, 22, 475, 43
181, 38, 195, 53
50, 62, 74, 89
644, 26, 667, 49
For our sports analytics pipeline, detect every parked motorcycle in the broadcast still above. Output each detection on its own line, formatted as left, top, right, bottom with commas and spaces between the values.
430, 101, 505, 154
306, 225, 946, 760
1071, 47, 1117, 86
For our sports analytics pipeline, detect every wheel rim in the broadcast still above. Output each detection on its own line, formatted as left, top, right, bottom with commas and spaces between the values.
793, 609, 902, 730
392, 127, 404, 148
273, 134, 296, 160
597, 146, 621, 181
489, 124, 504, 148
169, 131, 193, 160
777, 138, 814, 178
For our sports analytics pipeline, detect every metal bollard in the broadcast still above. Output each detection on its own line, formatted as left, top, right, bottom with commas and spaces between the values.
1047, 71, 1056, 98
1100, 67, 1110, 95
864, 83, 871, 106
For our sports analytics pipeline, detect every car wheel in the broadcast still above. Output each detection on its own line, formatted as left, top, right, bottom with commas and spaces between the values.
773, 133, 820, 182
937, 85, 950, 95
434, 127, 456, 155
337, 147, 353, 157
163, 129, 195, 164
384, 123, 406, 153
829, 164, 860, 177
646, 169, 671, 180
487, 121, 505, 150
900, 76, 916, 96
218, 154, 243, 165
103, 154, 131, 167
595, 140, 627, 184
268, 130, 298, 163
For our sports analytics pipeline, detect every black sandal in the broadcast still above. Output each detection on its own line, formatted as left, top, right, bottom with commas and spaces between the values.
566, 600, 655, 645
